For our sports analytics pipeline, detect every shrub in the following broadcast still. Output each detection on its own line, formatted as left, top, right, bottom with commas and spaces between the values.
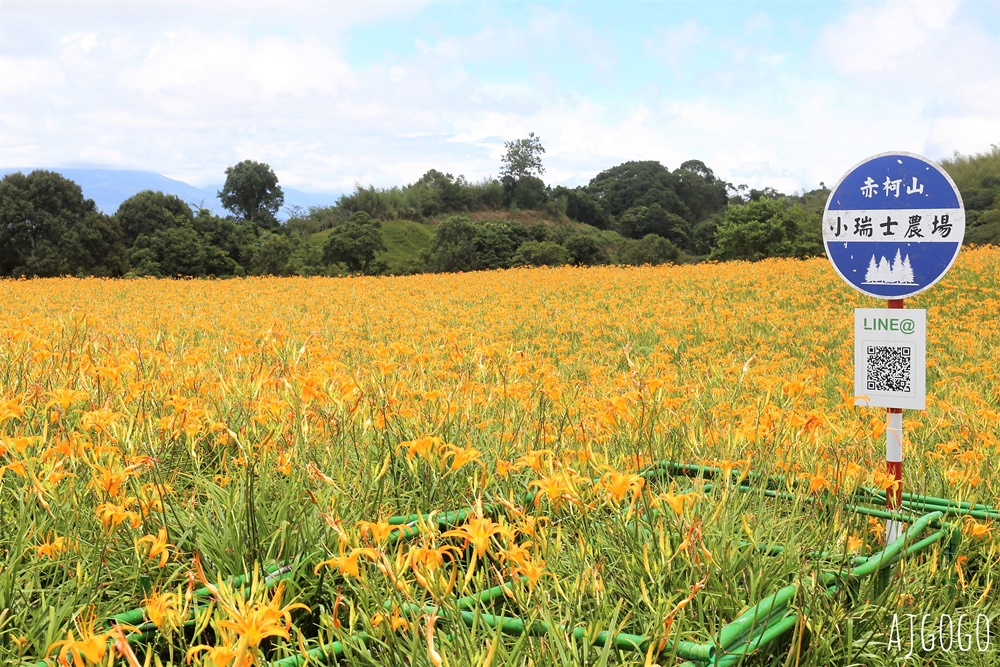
512, 240, 570, 267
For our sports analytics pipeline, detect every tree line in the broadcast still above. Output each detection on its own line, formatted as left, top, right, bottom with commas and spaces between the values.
2, 141, 997, 278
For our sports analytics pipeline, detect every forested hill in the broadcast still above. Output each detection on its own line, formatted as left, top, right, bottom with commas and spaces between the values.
1, 144, 997, 279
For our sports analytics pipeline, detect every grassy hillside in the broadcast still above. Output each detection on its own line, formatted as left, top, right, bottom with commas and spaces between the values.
310, 218, 435, 273
308, 213, 634, 274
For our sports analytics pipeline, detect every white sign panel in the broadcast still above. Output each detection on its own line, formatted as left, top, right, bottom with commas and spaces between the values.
854, 309, 926, 410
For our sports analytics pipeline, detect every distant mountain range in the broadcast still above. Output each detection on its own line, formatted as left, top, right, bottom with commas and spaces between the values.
0, 167, 341, 220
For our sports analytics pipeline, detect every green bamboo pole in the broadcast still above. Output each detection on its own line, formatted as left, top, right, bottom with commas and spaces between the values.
714, 613, 800, 667
845, 511, 942, 580
716, 584, 798, 650
455, 580, 518, 610
267, 633, 371, 666
391, 601, 717, 662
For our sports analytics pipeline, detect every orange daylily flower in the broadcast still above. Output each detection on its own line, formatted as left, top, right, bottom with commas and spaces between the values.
442, 516, 510, 557
96, 500, 141, 531
372, 608, 410, 633
398, 436, 443, 462
45, 388, 90, 412
808, 474, 829, 494
872, 470, 900, 493
529, 470, 583, 509
36, 533, 72, 560
185, 629, 243, 667
406, 544, 460, 572
143, 589, 185, 633
135, 527, 173, 568
511, 555, 546, 587
214, 581, 309, 648
440, 443, 484, 471
46, 609, 109, 667
655, 491, 696, 517
357, 518, 404, 544
964, 518, 992, 540
599, 467, 645, 503
314, 547, 378, 578
188, 561, 310, 664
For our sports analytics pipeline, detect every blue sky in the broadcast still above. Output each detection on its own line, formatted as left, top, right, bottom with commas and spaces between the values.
1, 0, 998, 196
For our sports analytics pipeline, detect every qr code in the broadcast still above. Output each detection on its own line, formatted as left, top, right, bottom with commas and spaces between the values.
866, 345, 912, 392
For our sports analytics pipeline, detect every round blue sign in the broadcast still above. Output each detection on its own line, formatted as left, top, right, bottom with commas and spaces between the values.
823, 152, 965, 300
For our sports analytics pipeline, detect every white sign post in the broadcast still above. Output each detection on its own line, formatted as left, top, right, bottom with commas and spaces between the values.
854, 308, 928, 545
824, 152, 964, 545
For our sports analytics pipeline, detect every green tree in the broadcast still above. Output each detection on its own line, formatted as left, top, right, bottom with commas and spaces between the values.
617, 203, 691, 247
672, 160, 729, 223
525, 222, 551, 242
587, 161, 690, 221
118, 194, 242, 277
115, 190, 194, 247
322, 211, 387, 274
617, 234, 679, 266
424, 215, 479, 272
424, 216, 528, 272
500, 133, 546, 183
942, 146, 1000, 243
511, 240, 569, 267
248, 233, 295, 276
218, 160, 284, 227
61, 213, 131, 276
551, 186, 612, 229
283, 205, 330, 236
337, 184, 394, 220
940, 144, 1000, 193
466, 177, 505, 210
129, 226, 210, 277
192, 209, 257, 271
508, 176, 548, 210
691, 212, 724, 256
416, 169, 472, 215
471, 222, 521, 269
966, 208, 1000, 245
287, 236, 328, 276
563, 233, 608, 266
500, 133, 548, 209
0, 170, 128, 277
709, 197, 818, 262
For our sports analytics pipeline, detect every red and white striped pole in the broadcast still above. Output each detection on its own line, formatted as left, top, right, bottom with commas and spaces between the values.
885, 298, 905, 544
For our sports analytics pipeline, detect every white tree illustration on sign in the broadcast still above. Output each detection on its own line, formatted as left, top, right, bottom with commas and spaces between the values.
863, 249, 916, 285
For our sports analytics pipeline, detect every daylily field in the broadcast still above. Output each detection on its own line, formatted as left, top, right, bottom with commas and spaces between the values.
1, 248, 998, 666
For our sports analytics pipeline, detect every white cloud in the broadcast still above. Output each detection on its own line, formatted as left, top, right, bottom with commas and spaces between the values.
0, 56, 65, 94
415, 37, 464, 59
817, 0, 959, 74
807, 0, 999, 175
744, 12, 774, 33
119, 31, 356, 111
388, 66, 406, 83
61, 32, 99, 53
645, 20, 709, 76
927, 115, 1000, 159
1, 0, 996, 197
